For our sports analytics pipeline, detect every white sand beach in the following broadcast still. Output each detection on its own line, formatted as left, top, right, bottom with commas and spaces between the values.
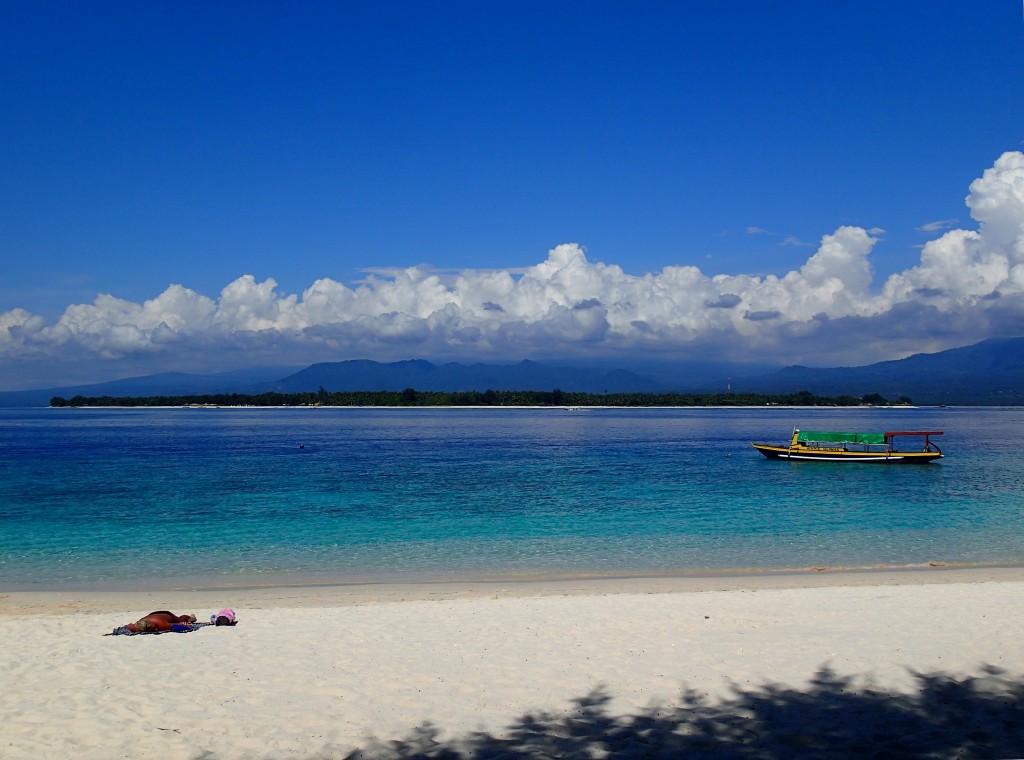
2, 566, 1023, 759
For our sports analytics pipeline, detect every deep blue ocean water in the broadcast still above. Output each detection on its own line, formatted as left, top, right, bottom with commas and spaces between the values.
1, 406, 1022, 589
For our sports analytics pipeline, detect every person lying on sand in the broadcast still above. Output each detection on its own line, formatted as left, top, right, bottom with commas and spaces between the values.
107, 608, 238, 636
128, 611, 198, 633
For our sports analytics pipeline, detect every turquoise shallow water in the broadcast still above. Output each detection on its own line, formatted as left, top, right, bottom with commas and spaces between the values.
1, 406, 1022, 589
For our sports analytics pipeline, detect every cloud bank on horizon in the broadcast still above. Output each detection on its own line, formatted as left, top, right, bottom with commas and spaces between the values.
3, 152, 1024, 389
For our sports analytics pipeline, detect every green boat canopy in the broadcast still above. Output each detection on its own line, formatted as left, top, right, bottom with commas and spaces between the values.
795, 430, 887, 445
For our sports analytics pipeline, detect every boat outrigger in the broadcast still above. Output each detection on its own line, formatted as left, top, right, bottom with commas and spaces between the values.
752, 429, 943, 463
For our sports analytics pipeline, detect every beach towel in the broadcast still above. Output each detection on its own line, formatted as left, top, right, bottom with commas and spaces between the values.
105, 621, 214, 636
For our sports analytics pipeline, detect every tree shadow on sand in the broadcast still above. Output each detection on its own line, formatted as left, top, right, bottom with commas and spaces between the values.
337, 665, 1024, 759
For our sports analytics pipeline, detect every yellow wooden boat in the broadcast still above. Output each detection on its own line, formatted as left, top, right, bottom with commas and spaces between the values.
752, 428, 943, 463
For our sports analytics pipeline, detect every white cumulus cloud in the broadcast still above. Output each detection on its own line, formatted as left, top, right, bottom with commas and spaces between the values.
3, 151, 1024, 387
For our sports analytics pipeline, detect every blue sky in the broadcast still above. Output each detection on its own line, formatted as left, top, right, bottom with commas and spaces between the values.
2, 1, 1023, 389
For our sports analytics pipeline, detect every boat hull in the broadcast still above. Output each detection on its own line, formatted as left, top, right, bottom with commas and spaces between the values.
751, 443, 942, 463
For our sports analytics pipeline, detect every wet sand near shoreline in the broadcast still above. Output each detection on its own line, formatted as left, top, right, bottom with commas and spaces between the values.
3, 563, 1022, 616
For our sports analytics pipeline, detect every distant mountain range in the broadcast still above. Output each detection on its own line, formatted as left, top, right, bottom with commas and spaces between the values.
2, 336, 1022, 406
733, 336, 1024, 405
0, 366, 300, 408
255, 359, 663, 395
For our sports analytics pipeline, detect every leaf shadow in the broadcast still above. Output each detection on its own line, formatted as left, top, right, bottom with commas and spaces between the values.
334, 664, 1024, 759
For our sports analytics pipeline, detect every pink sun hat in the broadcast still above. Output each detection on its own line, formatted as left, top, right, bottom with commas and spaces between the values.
211, 608, 237, 625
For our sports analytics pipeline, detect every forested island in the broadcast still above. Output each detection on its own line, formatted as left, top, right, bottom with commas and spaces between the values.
50, 389, 912, 408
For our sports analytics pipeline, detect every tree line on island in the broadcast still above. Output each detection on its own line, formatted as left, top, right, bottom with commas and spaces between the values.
50, 388, 912, 408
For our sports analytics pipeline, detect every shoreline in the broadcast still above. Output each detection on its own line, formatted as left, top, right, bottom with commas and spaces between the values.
4, 563, 1022, 616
